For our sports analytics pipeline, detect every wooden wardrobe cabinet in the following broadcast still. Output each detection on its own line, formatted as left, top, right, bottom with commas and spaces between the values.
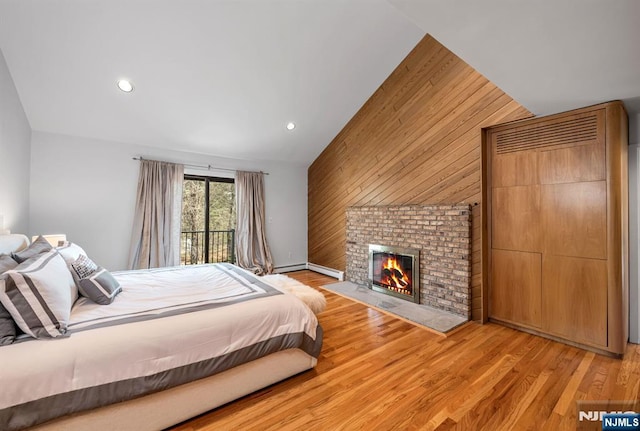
482, 101, 629, 356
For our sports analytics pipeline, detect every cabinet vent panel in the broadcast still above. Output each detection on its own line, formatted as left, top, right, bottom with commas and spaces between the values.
495, 114, 599, 154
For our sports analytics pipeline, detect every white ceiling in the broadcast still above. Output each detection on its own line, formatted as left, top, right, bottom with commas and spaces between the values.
0, 1, 638, 165
389, 0, 640, 118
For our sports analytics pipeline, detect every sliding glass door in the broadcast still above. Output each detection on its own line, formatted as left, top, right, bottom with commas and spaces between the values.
180, 175, 236, 265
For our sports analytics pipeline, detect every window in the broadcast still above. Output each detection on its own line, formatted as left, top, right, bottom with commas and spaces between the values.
180, 175, 236, 265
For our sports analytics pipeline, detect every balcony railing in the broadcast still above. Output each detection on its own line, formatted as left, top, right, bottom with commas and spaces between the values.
180, 229, 235, 265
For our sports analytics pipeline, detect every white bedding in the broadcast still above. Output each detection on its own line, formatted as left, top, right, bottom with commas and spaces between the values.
0, 263, 322, 431
70, 263, 278, 329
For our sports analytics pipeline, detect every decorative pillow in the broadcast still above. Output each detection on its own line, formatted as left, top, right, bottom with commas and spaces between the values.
0, 254, 18, 273
11, 235, 53, 263
70, 254, 98, 279
70, 255, 121, 305
0, 255, 19, 346
0, 250, 74, 338
0, 301, 16, 346
56, 241, 88, 264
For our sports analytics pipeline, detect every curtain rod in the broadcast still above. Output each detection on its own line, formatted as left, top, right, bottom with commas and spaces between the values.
132, 157, 269, 175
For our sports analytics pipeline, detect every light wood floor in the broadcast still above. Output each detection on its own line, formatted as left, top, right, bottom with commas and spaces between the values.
171, 270, 640, 431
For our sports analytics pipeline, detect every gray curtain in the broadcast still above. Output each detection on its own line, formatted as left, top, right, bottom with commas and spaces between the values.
235, 171, 273, 275
128, 160, 184, 269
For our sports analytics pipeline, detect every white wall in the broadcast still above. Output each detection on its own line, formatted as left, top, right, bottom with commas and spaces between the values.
0, 49, 31, 234
629, 113, 639, 343
29, 131, 308, 271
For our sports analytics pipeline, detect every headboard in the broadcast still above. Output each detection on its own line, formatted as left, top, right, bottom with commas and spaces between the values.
0, 234, 30, 255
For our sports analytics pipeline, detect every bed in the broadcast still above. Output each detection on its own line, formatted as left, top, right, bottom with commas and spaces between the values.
0, 234, 323, 431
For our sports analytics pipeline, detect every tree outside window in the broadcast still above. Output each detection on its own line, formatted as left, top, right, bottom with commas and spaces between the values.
181, 175, 235, 265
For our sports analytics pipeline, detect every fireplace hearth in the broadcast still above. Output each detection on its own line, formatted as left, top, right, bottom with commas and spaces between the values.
368, 244, 420, 303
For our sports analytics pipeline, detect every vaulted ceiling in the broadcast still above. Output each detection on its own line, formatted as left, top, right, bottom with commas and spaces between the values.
0, 0, 638, 164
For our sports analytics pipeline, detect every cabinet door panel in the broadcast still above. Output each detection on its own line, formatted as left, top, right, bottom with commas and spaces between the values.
492, 151, 538, 187
492, 185, 541, 252
539, 143, 605, 184
490, 249, 542, 328
541, 181, 606, 259
542, 255, 607, 346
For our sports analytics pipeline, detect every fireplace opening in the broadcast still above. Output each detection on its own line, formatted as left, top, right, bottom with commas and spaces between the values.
368, 244, 420, 303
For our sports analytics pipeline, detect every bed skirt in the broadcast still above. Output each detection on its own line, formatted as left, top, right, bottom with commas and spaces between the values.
28, 348, 317, 431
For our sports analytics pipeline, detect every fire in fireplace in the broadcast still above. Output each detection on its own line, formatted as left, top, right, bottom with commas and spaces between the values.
368, 244, 420, 303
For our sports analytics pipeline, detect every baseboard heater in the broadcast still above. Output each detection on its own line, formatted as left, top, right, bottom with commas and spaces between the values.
272, 262, 344, 280
306, 263, 344, 281
273, 263, 308, 273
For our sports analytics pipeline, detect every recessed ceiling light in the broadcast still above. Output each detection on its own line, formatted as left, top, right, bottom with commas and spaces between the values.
117, 79, 134, 93
286, 122, 296, 130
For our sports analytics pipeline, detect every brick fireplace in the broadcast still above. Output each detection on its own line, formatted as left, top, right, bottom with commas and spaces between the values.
345, 205, 471, 318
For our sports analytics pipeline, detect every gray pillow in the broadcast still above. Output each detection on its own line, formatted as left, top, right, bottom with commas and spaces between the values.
70, 255, 122, 305
0, 254, 18, 273
70, 254, 98, 279
0, 255, 18, 346
11, 235, 53, 263
0, 300, 17, 346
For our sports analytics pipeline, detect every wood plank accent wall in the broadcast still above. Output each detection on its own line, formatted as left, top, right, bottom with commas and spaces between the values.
308, 35, 532, 321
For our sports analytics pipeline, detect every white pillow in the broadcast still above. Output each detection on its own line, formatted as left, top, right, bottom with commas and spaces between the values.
0, 250, 75, 338
56, 241, 87, 264
56, 241, 88, 303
